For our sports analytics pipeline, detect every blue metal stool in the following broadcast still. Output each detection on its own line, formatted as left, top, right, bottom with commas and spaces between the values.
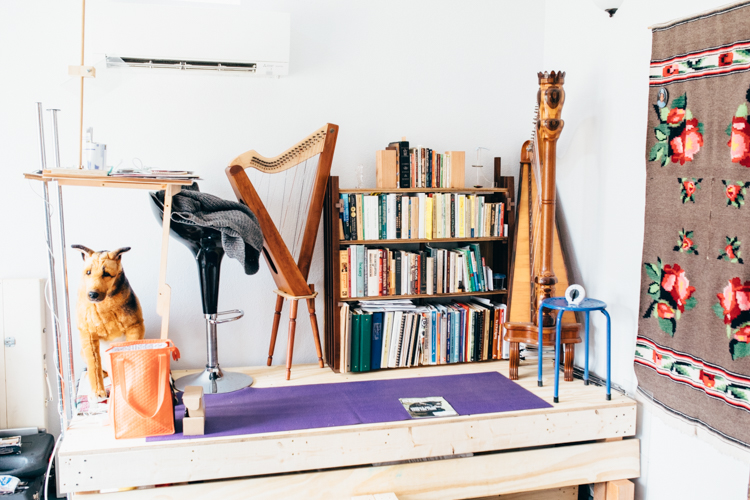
538, 297, 611, 403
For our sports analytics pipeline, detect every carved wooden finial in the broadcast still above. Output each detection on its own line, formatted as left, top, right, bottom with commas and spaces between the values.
538, 71, 566, 85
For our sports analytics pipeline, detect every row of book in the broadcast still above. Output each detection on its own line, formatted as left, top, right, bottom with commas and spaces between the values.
340, 192, 505, 241
339, 299, 509, 373
388, 140, 455, 189
340, 244, 499, 298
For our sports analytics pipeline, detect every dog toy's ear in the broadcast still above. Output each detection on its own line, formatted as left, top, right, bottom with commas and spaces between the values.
110, 247, 132, 260
72, 245, 95, 261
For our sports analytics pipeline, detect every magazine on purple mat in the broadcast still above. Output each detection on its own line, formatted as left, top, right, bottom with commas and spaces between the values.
399, 397, 458, 418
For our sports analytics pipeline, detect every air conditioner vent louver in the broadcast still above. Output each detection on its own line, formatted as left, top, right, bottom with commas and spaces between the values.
107, 57, 258, 73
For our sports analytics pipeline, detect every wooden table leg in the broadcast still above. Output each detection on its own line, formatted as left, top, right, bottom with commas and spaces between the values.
509, 342, 520, 380
594, 480, 634, 500
307, 285, 324, 368
157, 184, 180, 340
564, 343, 575, 382
268, 295, 285, 366
286, 300, 299, 381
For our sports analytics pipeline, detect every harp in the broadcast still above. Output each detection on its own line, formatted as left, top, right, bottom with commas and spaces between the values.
226, 124, 339, 380
504, 72, 581, 381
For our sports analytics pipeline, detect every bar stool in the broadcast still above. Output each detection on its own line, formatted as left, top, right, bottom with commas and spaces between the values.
150, 195, 253, 394
538, 296, 611, 403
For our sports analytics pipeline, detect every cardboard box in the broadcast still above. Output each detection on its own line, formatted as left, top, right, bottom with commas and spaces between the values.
376, 150, 399, 189
183, 416, 205, 436
183, 385, 204, 418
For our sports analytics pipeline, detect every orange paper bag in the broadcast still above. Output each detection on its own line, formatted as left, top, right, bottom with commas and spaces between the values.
107, 339, 180, 439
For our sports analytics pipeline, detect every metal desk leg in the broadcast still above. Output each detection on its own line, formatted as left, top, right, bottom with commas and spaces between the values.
553, 309, 564, 404
538, 304, 545, 387
584, 311, 590, 386
55, 182, 76, 424
602, 309, 612, 400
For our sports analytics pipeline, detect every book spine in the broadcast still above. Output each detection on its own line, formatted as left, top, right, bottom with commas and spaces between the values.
339, 250, 349, 298
458, 195, 465, 238
426, 148, 432, 188
349, 194, 358, 241
420, 251, 427, 295
351, 313, 361, 372
341, 194, 351, 240
418, 193, 426, 239
379, 194, 387, 240
360, 313, 372, 372
356, 194, 364, 240
387, 194, 396, 240
397, 142, 410, 189
371, 312, 383, 370
395, 251, 402, 295
450, 194, 456, 238
356, 245, 365, 297
396, 195, 402, 239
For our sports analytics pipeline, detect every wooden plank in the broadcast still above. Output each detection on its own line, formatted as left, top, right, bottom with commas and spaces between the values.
477, 486, 577, 500
339, 237, 508, 245
59, 362, 636, 493
339, 290, 507, 302
593, 483, 606, 500
69, 440, 638, 499
157, 184, 179, 340
605, 480, 634, 500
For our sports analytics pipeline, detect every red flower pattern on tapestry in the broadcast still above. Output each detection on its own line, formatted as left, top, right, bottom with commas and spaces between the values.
728, 116, 750, 167
716, 278, 750, 325
661, 264, 695, 313
683, 180, 696, 197
662, 64, 679, 77
670, 119, 704, 165
699, 370, 716, 388
667, 108, 685, 124
736, 326, 750, 342
719, 52, 734, 66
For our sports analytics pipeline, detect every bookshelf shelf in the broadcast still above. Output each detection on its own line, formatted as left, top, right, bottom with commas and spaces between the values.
339, 237, 508, 245
340, 290, 507, 302
340, 187, 508, 194
323, 174, 516, 374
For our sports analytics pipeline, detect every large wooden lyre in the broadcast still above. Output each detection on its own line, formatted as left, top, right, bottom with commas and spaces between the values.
504, 72, 581, 381
226, 124, 339, 380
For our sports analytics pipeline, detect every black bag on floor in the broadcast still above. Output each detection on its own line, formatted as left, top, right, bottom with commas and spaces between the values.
0, 432, 54, 479
3, 474, 44, 500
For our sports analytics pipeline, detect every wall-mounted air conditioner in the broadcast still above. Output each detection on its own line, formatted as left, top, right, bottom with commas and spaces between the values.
86, 1, 290, 76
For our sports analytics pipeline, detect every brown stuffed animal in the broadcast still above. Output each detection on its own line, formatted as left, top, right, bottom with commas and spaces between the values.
73, 245, 145, 400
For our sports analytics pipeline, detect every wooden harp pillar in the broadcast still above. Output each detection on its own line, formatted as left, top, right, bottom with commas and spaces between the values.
226, 124, 339, 379
504, 72, 581, 381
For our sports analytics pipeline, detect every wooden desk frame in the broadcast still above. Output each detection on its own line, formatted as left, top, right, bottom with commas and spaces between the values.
59, 362, 639, 499
24, 172, 192, 429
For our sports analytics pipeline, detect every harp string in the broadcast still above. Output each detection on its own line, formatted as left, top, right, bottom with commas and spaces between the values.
246, 154, 321, 264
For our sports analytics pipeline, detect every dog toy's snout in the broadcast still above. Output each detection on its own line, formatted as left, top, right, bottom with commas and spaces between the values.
88, 291, 101, 301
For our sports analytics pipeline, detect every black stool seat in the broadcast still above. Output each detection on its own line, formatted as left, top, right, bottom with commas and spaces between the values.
150, 194, 252, 394
150, 201, 223, 315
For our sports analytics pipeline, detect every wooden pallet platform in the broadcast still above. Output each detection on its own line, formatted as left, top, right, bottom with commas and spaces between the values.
61, 360, 639, 498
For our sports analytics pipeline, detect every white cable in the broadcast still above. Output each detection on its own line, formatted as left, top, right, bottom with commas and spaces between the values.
44, 433, 63, 500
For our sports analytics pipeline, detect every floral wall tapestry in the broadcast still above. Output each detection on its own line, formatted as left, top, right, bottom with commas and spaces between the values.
637, 1, 750, 448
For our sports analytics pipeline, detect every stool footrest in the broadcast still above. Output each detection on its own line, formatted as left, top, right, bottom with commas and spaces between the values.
207, 309, 244, 324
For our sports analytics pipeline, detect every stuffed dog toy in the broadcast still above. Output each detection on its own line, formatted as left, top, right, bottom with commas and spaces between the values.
73, 245, 145, 400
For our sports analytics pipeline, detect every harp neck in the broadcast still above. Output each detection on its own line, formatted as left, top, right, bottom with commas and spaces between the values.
535, 71, 566, 324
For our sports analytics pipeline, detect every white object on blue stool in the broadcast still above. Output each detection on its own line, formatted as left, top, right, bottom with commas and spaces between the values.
565, 284, 586, 306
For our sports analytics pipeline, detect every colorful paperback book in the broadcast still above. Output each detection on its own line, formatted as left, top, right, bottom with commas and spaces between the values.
371, 312, 384, 369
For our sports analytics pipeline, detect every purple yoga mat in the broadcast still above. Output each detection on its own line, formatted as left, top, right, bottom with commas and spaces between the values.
147, 371, 551, 442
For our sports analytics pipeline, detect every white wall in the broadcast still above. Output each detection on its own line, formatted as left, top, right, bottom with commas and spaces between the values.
3, 1, 748, 497
0, 0, 545, 437
543, 0, 750, 498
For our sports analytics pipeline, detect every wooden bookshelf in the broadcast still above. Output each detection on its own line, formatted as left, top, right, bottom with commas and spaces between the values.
340, 187, 509, 194
339, 236, 507, 245
340, 290, 507, 302
323, 173, 516, 374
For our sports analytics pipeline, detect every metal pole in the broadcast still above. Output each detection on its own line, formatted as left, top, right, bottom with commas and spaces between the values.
37, 103, 68, 431
49, 108, 76, 423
